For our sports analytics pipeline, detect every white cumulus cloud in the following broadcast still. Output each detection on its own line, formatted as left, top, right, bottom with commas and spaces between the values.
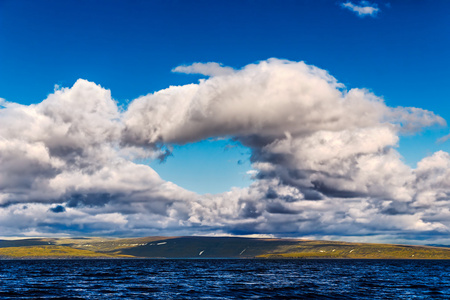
341, 1, 380, 17
1, 59, 450, 245
173, 62, 235, 77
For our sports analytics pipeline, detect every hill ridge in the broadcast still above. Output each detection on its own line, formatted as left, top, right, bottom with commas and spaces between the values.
1, 236, 450, 259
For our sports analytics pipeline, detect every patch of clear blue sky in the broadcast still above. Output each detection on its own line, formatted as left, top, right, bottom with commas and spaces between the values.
1, 0, 449, 193
150, 139, 252, 194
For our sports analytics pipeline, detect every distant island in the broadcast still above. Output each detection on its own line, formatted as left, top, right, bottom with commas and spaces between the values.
1, 236, 450, 259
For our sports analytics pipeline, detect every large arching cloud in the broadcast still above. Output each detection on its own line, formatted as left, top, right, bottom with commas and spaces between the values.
123, 59, 442, 146
1, 59, 450, 244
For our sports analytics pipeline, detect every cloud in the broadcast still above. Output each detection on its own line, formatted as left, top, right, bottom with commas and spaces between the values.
173, 62, 235, 77
1, 59, 450, 244
0, 79, 195, 219
123, 59, 441, 146
341, 1, 380, 17
437, 133, 450, 143
124, 59, 383, 146
122, 58, 449, 242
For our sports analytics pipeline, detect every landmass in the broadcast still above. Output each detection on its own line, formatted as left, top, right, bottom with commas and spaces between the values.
0, 236, 449, 259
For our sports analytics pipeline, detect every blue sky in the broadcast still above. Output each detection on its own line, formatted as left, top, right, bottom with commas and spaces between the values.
1, 0, 449, 194
1, 0, 450, 242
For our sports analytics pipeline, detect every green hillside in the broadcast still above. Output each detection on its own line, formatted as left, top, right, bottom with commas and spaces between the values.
256, 240, 450, 259
0, 236, 449, 259
0, 245, 130, 258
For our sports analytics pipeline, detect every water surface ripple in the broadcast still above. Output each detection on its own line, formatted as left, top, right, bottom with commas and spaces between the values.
0, 259, 448, 299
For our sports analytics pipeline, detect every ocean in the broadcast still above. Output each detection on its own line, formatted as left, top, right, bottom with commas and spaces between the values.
0, 259, 448, 299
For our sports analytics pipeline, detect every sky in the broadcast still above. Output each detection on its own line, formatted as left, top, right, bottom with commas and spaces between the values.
1, 0, 450, 244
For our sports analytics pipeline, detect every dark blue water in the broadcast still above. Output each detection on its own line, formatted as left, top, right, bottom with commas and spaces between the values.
0, 259, 448, 299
